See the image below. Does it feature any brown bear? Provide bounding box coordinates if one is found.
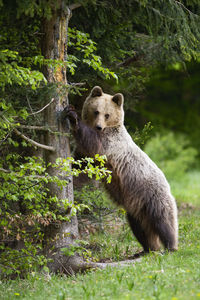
[65,86,178,253]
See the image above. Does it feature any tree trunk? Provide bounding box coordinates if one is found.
[41,2,82,274]
[40,2,120,274]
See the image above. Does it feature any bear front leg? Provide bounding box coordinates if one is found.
[127,213,150,252]
[63,105,103,157]
[62,105,79,129]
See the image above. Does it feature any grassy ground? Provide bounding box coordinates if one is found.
[0,171,200,300]
[170,170,200,207]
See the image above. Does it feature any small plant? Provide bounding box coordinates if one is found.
[61,240,92,262]
[132,122,153,147]
[126,279,135,291]
[116,271,124,284]
[75,184,114,233]
[113,244,121,261]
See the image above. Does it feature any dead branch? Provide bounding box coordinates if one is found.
[26,94,34,115]
[29,98,55,116]
[49,256,141,275]
[68,82,86,87]
[13,128,55,151]
[117,53,144,67]
[0,168,10,173]
[175,1,199,17]
[17,125,50,131]
[69,3,82,10]
[2,116,55,151]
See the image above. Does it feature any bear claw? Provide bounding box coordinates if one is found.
[62,105,78,125]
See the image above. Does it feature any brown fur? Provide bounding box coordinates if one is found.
[66,86,178,253]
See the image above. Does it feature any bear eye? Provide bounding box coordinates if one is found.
[94,111,99,116]
[105,114,110,120]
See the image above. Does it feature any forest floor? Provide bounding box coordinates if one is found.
[0,171,200,300]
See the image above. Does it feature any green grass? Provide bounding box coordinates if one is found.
[0,171,200,300]
[170,170,200,207]
[1,208,200,300]
[86,217,141,262]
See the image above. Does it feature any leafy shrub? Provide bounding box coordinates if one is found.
[0,154,111,278]
[132,122,153,147]
[144,131,198,180]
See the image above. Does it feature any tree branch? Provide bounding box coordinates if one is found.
[69,3,82,10]
[117,53,144,67]
[15,124,57,133]
[2,116,55,151]
[0,168,10,173]
[17,125,70,137]
[175,1,199,17]
[17,125,50,131]
[29,98,55,116]
[13,128,55,151]
[68,82,86,87]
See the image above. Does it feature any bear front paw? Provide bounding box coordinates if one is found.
[63,105,78,126]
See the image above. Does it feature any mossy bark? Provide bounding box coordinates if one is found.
[41,2,81,274]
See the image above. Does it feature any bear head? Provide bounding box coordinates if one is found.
[82,86,124,131]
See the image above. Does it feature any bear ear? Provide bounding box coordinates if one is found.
[90,86,103,98]
[112,93,124,107]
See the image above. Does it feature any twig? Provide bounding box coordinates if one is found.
[0,132,12,146]
[55,257,72,276]
[26,94,34,115]
[69,3,82,10]
[0,168,10,173]
[175,0,199,17]
[68,82,86,87]
[2,115,55,151]
[29,98,55,116]
[117,53,143,67]
[17,124,70,137]
[13,128,55,151]
[17,125,50,131]
[26,94,40,122]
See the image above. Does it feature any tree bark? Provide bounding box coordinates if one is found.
[41,2,82,274]
[40,2,124,274]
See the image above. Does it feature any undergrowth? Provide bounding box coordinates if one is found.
[0,168,199,300]
[0,207,199,300]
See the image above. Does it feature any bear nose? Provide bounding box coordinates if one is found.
[96,125,102,131]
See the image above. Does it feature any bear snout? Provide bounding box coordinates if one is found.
[96,125,103,131]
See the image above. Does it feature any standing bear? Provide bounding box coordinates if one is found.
[65,86,178,253]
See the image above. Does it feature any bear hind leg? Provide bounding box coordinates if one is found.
[127,213,151,252]
[153,220,178,251]
[146,231,161,251]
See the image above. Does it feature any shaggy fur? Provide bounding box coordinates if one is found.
[66,86,178,252]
